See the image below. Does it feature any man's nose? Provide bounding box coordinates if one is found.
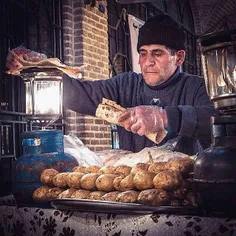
[146,53,155,66]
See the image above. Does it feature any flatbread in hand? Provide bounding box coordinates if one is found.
[95,98,167,144]
[95,98,125,125]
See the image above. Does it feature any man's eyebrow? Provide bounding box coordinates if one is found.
[138,48,165,53]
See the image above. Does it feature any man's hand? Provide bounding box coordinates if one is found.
[118,105,168,137]
[6,46,47,71]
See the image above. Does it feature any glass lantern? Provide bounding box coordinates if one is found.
[20,68,63,127]
[199,29,236,112]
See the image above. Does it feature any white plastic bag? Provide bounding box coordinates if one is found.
[64,133,103,167]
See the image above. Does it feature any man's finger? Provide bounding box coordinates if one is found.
[118,110,131,123]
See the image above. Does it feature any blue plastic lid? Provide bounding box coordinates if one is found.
[22,129,64,154]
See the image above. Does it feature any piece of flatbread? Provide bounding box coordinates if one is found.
[95,98,125,125]
[96,98,167,144]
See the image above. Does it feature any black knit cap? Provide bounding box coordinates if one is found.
[137,13,186,51]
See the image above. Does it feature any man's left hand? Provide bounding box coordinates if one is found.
[118,105,168,137]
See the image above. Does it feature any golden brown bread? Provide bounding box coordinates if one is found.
[66,172,84,189]
[138,189,170,206]
[153,170,183,191]
[35,157,196,208]
[165,157,194,178]
[101,191,121,201]
[46,187,64,200]
[95,174,118,191]
[70,189,91,199]
[113,174,135,191]
[98,166,117,174]
[80,173,100,190]
[148,162,167,174]
[32,186,51,202]
[131,163,150,175]
[113,176,123,191]
[169,180,188,200]
[133,171,155,190]
[40,168,59,187]
[115,165,132,176]
[87,191,106,200]
[116,190,140,203]
[52,172,70,188]
[72,166,87,173]
[58,188,77,198]
[85,165,100,173]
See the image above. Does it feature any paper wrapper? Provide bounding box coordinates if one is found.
[96,98,167,144]
[6,49,85,79]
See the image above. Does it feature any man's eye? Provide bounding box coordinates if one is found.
[152,52,162,57]
[139,53,146,57]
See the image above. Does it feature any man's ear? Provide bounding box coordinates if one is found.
[175,50,185,66]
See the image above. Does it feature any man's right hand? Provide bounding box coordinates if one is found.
[6,46,47,71]
[6,47,27,70]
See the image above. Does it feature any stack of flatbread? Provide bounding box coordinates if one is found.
[95,98,168,144]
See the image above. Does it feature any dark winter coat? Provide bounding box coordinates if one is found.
[63,68,217,154]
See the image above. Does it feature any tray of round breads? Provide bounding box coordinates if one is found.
[34,155,199,215]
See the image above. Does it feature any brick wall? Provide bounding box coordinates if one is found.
[189,0,236,35]
[189,0,236,76]
[62,0,111,151]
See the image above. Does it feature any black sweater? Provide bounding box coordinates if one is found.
[63,68,217,153]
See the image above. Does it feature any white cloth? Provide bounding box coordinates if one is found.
[128,14,144,73]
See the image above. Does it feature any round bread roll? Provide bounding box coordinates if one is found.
[113,174,135,191]
[46,187,64,200]
[101,191,121,201]
[133,171,155,190]
[153,170,183,191]
[58,188,77,199]
[33,185,50,202]
[170,180,188,200]
[53,172,69,188]
[148,162,167,174]
[85,165,100,173]
[116,190,139,203]
[72,166,87,173]
[113,176,123,191]
[120,174,135,190]
[66,172,84,188]
[87,191,106,200]
[131,163,150,175]
[95,174,118,191]
[70,189,91,199]
[99,166,116,174]
[138,189,170,207]
[165,157,194,178]
[40,168,59,187]
[115,165,132,176]
[80,173,100,190]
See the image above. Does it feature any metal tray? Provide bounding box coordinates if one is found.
[51,198,200,215]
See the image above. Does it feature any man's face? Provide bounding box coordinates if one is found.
[138,44,185,86]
